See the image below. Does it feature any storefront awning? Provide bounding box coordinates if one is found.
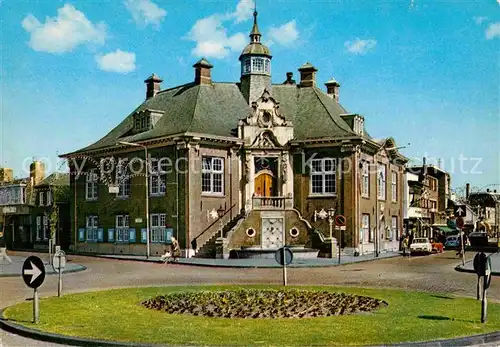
[434,226,458,233]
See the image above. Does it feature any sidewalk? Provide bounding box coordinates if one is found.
[455,252,500,276]
[0,255,87,277]
[98,251,400,268]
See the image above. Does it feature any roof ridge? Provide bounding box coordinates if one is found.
[311,87,356,136]
[185,84,202,133]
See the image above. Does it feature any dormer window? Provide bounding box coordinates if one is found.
[133,109,163,134]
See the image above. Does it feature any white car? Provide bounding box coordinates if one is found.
[410,238,433,255]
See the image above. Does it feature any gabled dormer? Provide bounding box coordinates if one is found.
[133,109,164,134]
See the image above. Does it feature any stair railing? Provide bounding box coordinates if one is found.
[191,204,238,250]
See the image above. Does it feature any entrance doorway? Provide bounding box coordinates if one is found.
[254,171,274,197]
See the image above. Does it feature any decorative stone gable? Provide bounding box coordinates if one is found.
[243,89,289,128]
[238,89,294,148]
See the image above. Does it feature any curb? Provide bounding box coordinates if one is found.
[2,307,500,347]
[86,253,402,269]
[454,257,500,276]
[0,265,87,278]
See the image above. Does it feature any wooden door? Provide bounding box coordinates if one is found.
[254,173,273,197]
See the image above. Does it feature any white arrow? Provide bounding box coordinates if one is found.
[24,261,42,284]
[456,207,464,215]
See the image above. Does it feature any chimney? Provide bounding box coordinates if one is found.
[193,58,213,85]
[30,161,45,186]
[298,62,318,88]
[0,168,13,183]
[144,73,163,99]
[283,72,296,85]
[466,183,470,200]
[325,77,340,102]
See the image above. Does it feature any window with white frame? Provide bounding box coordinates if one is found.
[150,213,166,243]
[116,160,131,198]
[252,57,264,73]
[36,216,42,240]
[42,215,48,240]
[362,214,370,243]
[150,159,167,195]
[310,158,336,195]
[86,169,98,200]
[202,157,224,194]
[243,58,251,74]
[362,161,369,197]
[86,215,99,241]
[391,171,397,202]
[39,191,45,206]
[47,190,52,206]
[377,164,386,200]
[391,216,398,241]
[115,215,130,242]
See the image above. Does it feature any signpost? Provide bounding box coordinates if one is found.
[335,215,346,264]
[22,256,46,323]
[454,205,467,218]
[473,252,492,323]
[275,247,293,286]
[453,207,467,266]
[52,250,66,297]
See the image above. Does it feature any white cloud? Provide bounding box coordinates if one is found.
[268,20,299,47]
[124,0,166,28]
[485,22,500,39]
[344,38,377,55]
[186,13,247,59]
[95,49,136,73]
[473,16,488,25]
[232,0,254,23]
[21,4,106,54]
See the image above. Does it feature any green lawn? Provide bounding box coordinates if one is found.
[3,285,500,346]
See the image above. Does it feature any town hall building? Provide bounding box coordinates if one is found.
[61,11,408,258]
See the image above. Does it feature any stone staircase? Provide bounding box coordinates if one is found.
[194,211,246,258]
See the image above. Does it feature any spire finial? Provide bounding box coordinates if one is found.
[249,0,261,42]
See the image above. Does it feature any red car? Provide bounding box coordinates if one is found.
[431,240,444,253]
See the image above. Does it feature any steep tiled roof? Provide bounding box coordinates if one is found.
[37,173,70,187]
[65,82,361,155]
[271,85,355,139]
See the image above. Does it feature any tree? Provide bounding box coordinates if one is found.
[46,174,70,262]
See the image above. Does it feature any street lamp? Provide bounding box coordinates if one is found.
[314,208,336,259]
[117,141,150,259]
[373,141,409,257]
[217,205,225,238]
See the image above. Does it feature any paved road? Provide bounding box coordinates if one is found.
[1,251,499,347]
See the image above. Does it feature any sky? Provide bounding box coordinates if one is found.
[1,0,499,193]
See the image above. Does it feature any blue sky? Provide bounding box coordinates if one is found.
[1,0,499,192]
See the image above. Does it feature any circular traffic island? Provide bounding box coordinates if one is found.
[2,286,500,346]
[141,289,386,318]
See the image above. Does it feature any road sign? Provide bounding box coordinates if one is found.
[275,247,293,266]
[52,250,66,272]
[456,217,465,229]
[22,256,46,289]
[335,215,346,227]
[454,205,467,218]
[108,185,119,194]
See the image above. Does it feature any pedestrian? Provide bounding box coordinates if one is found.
[160,249,171,264]
[170,236,181,262]
[0,231,13,264]
[402,235,409,256]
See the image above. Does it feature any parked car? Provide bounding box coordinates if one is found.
[410,238,433,255]
[444,235,460,249]
[431,239,444,253]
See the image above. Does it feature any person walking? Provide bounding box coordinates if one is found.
[170,236,181,262]
[0,231,13,264]
[402,235,409,256]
